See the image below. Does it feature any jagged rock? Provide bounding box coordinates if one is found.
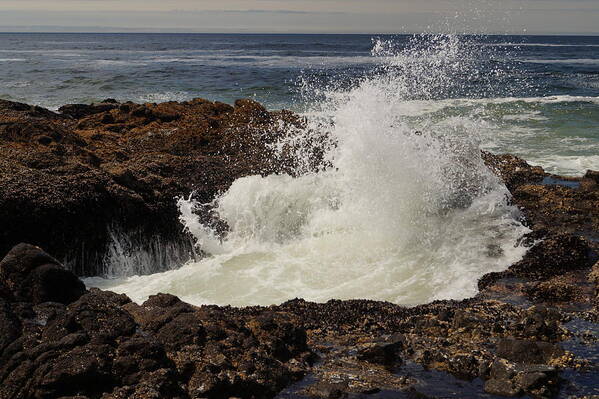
[484,358,558,398]
[510,183,599,237]
[584,170,599,184]
[305,381,349,399]
[589,261,599,300]
[356,334,404,365]
[0,298,21,353]
[511,234,589,280]
[0,243,86,304]
[123,294,203,351]
[524,278,579,302]
[482,152,546,190]
[478,233,591,291]
[512,305,564,342]
[496,338,564,364]
[451,310,484,330]
[58,101,119,119]
[0,238,596,398]
[42,290,136,342]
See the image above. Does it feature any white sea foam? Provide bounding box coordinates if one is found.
[136,91,192,103]
[529,155,599,176]
[86,35,530,307]
[5,81,31,88]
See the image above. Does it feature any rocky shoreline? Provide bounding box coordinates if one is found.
[1,98,598,399]
[0,98,305,276]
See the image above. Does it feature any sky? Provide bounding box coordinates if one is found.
[0,0,598,35]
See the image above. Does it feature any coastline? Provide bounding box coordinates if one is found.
[0,98,597,398]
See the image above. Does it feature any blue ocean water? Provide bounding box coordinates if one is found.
[1,33,598,175]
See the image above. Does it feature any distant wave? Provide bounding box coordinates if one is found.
[361,95,599,117]
[522,58,599,65]
[88,55,380,69]
[528,155,599,176]
[95,59,149,66]
[450,94,599,105]
[490,43,599,48]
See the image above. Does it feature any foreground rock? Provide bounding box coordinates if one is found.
[0,99,305,275]
[0,244,314,399]
[2,240,597,398]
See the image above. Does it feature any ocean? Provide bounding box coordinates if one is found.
[2,32,598,306]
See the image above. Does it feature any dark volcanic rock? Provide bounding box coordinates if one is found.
[496,338,563,365]
[524,278,580,303]
[483,153,599,239]
[479,233,591,290]
[0,243,86,304]
[510,233,591,280]
[511,305,564,342]
[482,151,546,190]
[305,381,350,399]
[484,358,559,398]
[0,298,21,353]
[511,183,599,237]
[584,169,599,184]
[0,98,306,276]
[356,334,404,366]
[0,236,596,398]
[589,261,599,301]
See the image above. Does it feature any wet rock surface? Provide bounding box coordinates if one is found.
[1,100,598,398]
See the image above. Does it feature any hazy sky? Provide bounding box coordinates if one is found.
[0,0,598,34]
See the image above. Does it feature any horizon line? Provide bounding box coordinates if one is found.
[1,30,599,36]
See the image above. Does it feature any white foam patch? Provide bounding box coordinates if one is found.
[136,91,192,103]
[529,155,599,176]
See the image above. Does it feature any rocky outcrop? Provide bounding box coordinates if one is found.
[0,98,305,276]
[478,233,592,290]
[482,151,546,190]
[483,152,599,238]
